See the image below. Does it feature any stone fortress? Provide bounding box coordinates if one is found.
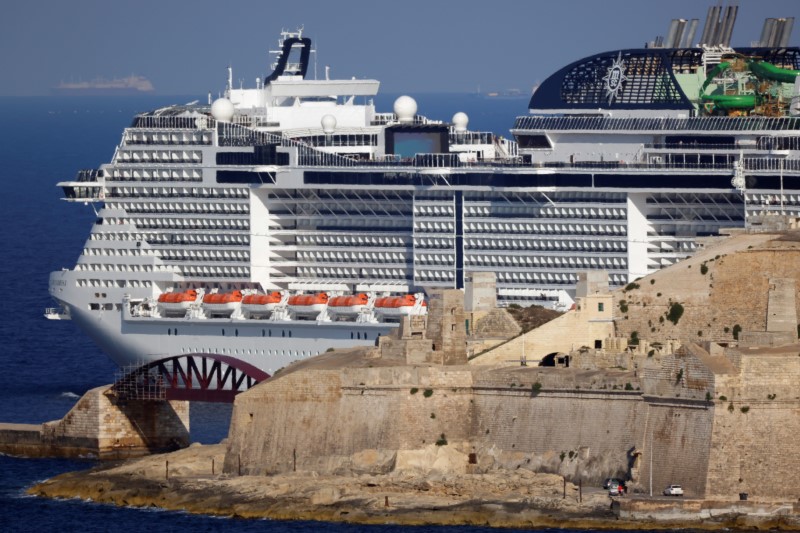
[223,222,800,504]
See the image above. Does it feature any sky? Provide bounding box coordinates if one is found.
[1,0,798,97]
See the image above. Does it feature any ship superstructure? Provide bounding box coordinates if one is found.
[48,15,800,373]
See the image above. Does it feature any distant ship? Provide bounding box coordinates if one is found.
[52,75,155,96]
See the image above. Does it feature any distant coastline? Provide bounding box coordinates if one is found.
[51,75,155,96]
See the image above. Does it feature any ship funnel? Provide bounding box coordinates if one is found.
[700,3,738,47]
[660,17,698,48]
[758,17,795,47]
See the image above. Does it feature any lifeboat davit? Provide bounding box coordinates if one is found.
[202,290,243,316]
[241,291,282,317]
[287,292,328,316]
[328,293,369,317]
[157,289,198,315]
[374,294,427,317]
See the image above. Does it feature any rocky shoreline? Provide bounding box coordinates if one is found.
[27,444,800,530]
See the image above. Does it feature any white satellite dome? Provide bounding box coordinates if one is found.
[210,98,235,122]
[321,114,337,134]
[393,95,417,124]
[452,112,469,132]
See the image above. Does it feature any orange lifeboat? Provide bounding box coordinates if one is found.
[202,290,243,316]
[157,289,199,315]
[158,289,197,304]
[287,292,328,316]
[328,293,369,316]
[241,291,282,317]
[374,294,426,317]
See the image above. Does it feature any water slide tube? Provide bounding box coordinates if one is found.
[700,62,756,110]
[747,60,800,84]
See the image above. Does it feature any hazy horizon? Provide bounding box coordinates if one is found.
[2,0,798,97]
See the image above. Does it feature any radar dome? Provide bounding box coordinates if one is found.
[393,95,417,124]
[321,114,337,134]
[452,112,469,132]
[210,98,234,122]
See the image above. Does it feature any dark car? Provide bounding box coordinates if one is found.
[602,478,625,490]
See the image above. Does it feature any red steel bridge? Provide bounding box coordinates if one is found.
[111,353,270,403]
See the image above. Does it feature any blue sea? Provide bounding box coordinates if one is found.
[0,93,631,532]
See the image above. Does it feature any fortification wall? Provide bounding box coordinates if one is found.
[472,386,646,482]
[615,248,800,345]
[41,386,190,456]
[471,296,614,366]
[224,366,475,475]
[705,352,800,501]
[0,386,189,459]
[635,401,715,499]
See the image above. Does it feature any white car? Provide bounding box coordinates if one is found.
[663,484,684,496]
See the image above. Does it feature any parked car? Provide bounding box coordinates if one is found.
[608,482,625,496]
[602,477,624,490]
[663,484,684,496]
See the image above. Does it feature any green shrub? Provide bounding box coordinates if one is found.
[559,451,566,462]
[629,331,639,346]
[619,300,629,313]
[728,402,734,412]
[625,383,634,391]
[531,382,542,395]
[740,406,750,414]
[624,282,640,292]
[667,302,684,325]
[508,303,521,310]
[647,349,655,357]
[732,324,742,340]
[325,347,335,352]
[423,389,433,398]
[705,392,712,401]
[719,395,727,401]
[410,388,419,394]
[430,412,436,419]
[650,279,655,285]
[675,368,683,384]
[700,263,709,275]
[435,433,448,446]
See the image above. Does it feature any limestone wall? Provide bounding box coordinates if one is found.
[635,401,715,499]
[472,386,647,483]
[0,386,189,459]
[470,294,614,366]
[41,386,189,457]
[704,352,800,501]
[615,248,800,345]
[224,342,800,501]
[225,366,475,475]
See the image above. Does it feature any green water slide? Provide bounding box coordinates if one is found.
[700,61,756,110]
[699,58,800,112]
[748,60,800,84]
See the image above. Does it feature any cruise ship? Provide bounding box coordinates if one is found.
[48,9,800,375]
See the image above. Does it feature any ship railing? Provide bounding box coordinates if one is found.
[370,113,434,126]
[514,115,800,132]
[75,169,102,182]
[131,115,212,129]
[744,158,800,172]
[644,143,753,150]
[449,131,495,145]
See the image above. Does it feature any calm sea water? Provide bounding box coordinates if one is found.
[0,93,620,532]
